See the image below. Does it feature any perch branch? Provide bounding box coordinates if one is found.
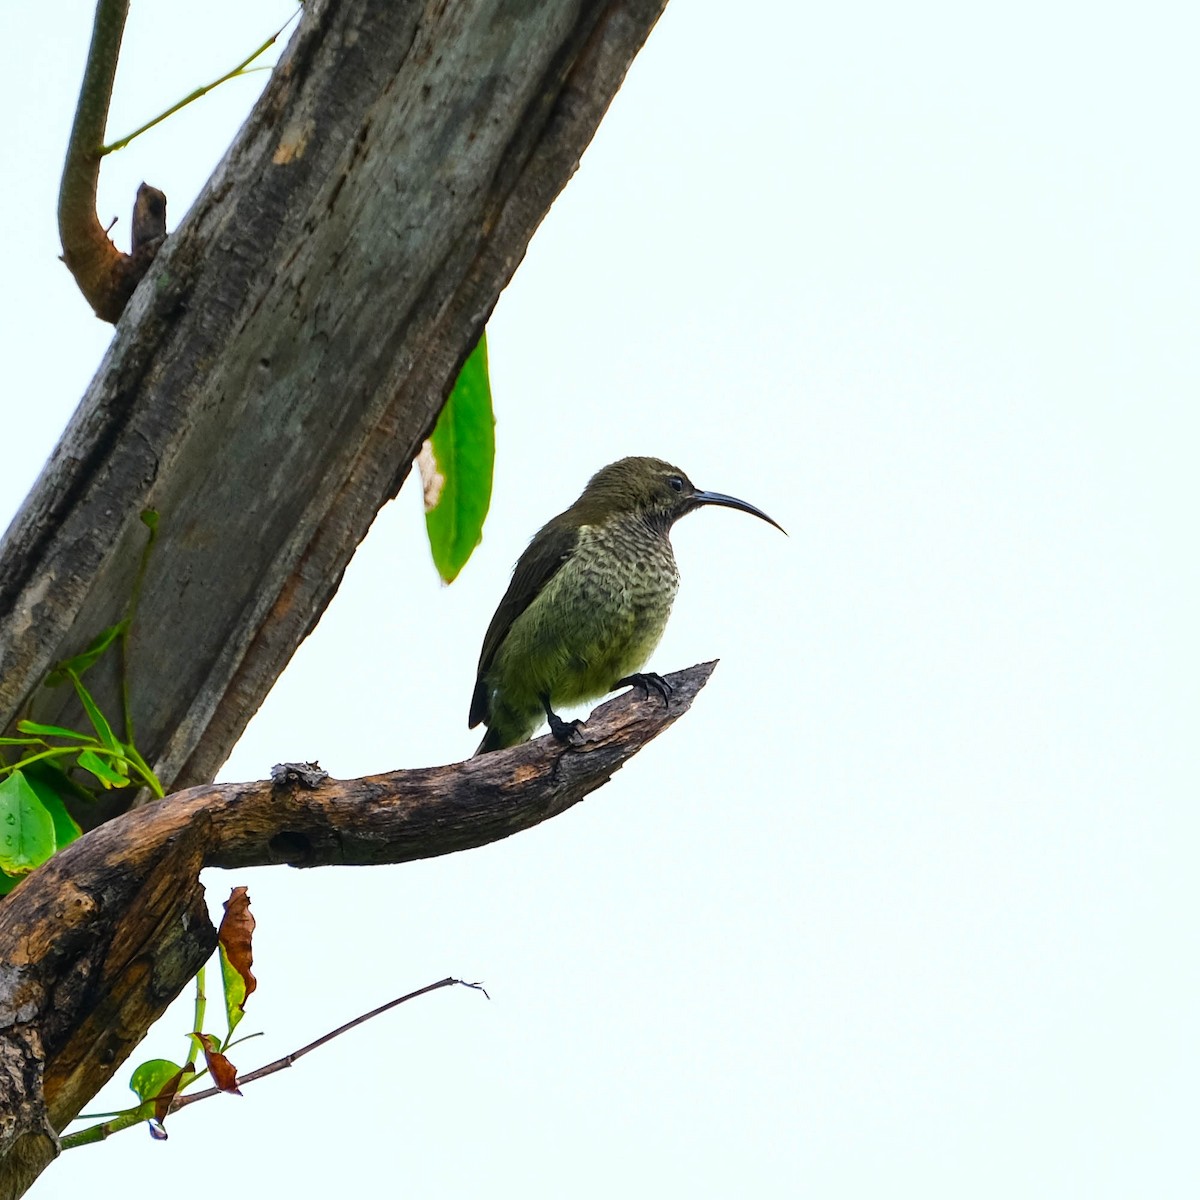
[0,664,713,1185]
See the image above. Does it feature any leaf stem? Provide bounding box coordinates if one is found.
[59,1108,145,1148]
[186,967,207,1069]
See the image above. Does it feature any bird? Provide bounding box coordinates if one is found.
[469,456,784,754]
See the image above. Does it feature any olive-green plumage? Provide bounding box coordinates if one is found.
[470,456,784,754]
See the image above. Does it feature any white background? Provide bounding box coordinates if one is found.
[3,2,1198,1196]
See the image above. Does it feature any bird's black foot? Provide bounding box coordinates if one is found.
[541,694,584,745]
[615,672,673,709]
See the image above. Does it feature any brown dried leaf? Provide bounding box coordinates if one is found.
[193,1032,242,1095]
[218,885,257,1009]
[154,1063,196,1122]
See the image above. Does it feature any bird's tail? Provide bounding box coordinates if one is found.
[473,726,505,756]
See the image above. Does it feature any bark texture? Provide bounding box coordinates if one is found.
[0,0,667,798]
[0,665,714,1196]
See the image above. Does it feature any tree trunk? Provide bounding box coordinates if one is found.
[0,0,666,795]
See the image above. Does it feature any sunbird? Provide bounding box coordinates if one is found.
[470,456,784,754]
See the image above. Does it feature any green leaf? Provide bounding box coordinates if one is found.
[16,719,96,742]
[129,1058,183,1107]
[128,1056,195,1124]
[69,672,121,753]
[219,946,245,1037]
[0,771,57,875]
[76,749,130,789]
[23,774,82,850]
[420,332,495,584]
[45,621,127,684]
[0,736,46,746]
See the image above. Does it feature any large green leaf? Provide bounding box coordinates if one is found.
[24,773,82,851]
[0,770,57,875]
[420,332,495,584]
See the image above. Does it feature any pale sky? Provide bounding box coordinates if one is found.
[3,2,1198,1197]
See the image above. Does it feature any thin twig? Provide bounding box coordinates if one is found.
[100,12,300,156]
[173,977,488,1108]
[60,978,486,1149]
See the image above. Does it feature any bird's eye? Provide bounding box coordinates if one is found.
[667,475,684,492]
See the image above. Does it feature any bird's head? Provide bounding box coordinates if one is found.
[570,456,786,535]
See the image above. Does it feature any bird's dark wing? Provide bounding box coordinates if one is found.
[469,519,580,728]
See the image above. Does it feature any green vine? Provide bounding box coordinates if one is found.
[99,11,300,157]
[62,888,260,1148]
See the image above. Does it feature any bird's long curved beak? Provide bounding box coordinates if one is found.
[693,489,787,534]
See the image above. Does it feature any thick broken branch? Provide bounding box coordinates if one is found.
[0,664,713,1193]
[58,0,165,321]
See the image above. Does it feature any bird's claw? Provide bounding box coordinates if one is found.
[541,694,585,745]
[616,672,673,709]
[546,712,585,745]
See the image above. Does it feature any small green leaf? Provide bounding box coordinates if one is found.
[16,719,96,742]
[68,672,121,753]
[46,621,128,684]
[129,1058,181,1104]
[420,332,495,584]
[0,771,57,875]
[76,749,130,789]
[0,736,46,746]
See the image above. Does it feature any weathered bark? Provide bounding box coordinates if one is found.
[0,0,667,799]
[0,665,714,1196]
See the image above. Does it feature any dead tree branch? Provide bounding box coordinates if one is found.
[0,664,714,1196]
[58,0,166,321]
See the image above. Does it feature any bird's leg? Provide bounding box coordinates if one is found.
[615,672,673,709]
[541,693,584,745]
